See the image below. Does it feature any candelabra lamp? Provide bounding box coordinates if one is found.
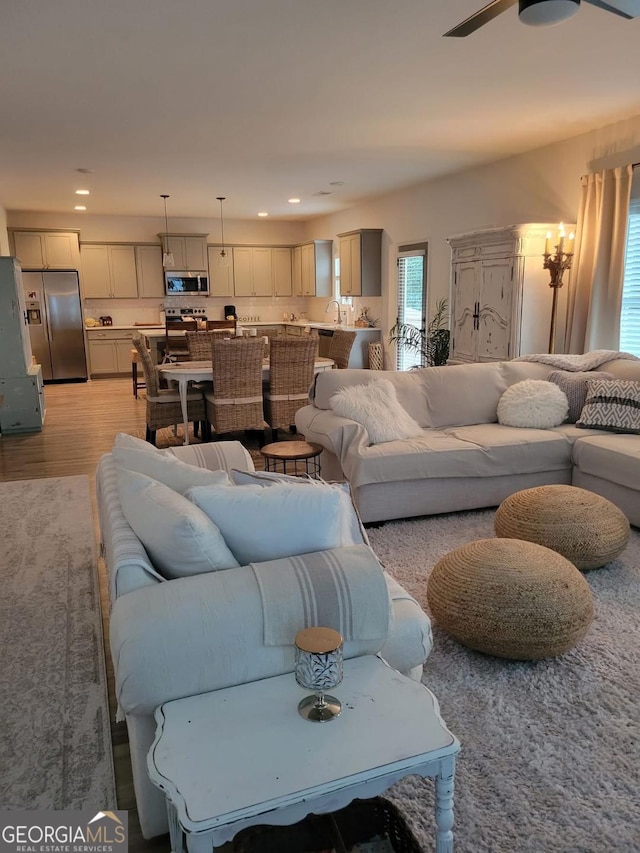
[543,223,574,354]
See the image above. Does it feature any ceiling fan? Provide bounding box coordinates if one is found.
[444,0,639,37]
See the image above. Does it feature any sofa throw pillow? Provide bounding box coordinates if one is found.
[114,432,163,453]
[576,378,640,434]
[329,379,422,445]
[229,469,368,547]
[115,468,239,579]
[186,482,343,565]
[497,379,569,429]
[112,446,230,495]
[547,370,613,423]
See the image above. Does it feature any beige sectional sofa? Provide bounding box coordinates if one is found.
[295,358,640,526]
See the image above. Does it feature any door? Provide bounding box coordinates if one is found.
[451,262,478,362]
[23,272,53,380]
[43,272,87,380]
[477,259,513,361]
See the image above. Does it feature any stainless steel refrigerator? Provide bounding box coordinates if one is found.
[23,270,87,381]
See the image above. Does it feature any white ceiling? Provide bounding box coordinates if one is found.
[1,0,639,221]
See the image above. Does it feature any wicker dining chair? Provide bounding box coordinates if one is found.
[185,330,232,361]
[206,319,237,333]
[264,337,317,437]
[328,329,357,369]
[162,318,199,362]
[204,338,267,438]
[132,335,206,446]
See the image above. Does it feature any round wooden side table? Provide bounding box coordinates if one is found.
[259,440,322,479]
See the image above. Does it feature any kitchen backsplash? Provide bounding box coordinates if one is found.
[83,295,383,327]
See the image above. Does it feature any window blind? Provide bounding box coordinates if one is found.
[396,251,425,370]
[621,199,640,356]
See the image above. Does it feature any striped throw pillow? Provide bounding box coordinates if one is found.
[576,379,640,434]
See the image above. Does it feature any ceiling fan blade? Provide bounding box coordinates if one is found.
[583,0,637,17]
[443,0,518,36]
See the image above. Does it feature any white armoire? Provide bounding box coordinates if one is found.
[448,224,575,363]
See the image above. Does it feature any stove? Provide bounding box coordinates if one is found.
[165,306,207,318]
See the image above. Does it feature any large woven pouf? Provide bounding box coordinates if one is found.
[494,485,630,571]
[427,538,594,660]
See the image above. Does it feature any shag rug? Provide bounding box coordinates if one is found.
[0,476,116,809]
[367,510,640,853]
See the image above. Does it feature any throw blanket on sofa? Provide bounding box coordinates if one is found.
[252,545,390,646]
[514,350,639,371]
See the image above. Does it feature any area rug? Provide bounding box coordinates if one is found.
[0,475,116,809]
[367,511,640,853]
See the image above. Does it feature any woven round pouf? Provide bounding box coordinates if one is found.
[495,485,630,571]
[427,538,594,660]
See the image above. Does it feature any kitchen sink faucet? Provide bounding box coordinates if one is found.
[325,300,343,326]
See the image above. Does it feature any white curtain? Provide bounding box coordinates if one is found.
[564,164,633,353]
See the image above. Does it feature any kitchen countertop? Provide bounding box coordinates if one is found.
[85,324,164,331]
[89,322,380,333]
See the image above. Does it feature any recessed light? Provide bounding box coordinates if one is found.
[288,198,301,204]
[257,211,269,217]
[74,205,87,211]
[75,189,90,195]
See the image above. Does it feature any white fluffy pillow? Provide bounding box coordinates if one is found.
[112,446,230,495]
[186,482,343,565]
[116,468,239,578]
[329,379,423,444]
[497,379,569,429]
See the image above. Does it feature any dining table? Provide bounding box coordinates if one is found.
[159,357,335,445]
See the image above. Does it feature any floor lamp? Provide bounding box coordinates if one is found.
[543,223,574,354]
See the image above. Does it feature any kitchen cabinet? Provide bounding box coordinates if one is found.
[232,247,274,297]
[160,234,208,271]
[338,229,382,297]
[10,230,80,270]
[135,245,165,298]
[299,240,332,297]
[81,244,138,298]
[292,245,303,296]
[272,248,292,296]
[87,328,142,376]
[208,246,235,297]
[448,223,575,363]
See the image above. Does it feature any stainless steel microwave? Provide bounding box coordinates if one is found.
[164,272,209,295]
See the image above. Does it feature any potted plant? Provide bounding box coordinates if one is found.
[388,298,450,367]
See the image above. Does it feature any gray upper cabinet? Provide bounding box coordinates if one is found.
[338,229,382,297]
[11,230,81,270]
[298,240,332,297]
[135,245,165,298]
[159,234,208,271]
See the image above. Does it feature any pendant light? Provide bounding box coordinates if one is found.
[160,194,175,268]
[217,196,229,268]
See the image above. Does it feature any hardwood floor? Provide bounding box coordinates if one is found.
[0,378,268,852]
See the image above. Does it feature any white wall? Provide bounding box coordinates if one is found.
[303,114,640,338]
[7,112,640,341]
[6,210,306,246]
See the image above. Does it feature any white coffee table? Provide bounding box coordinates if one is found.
[148,656,460,852]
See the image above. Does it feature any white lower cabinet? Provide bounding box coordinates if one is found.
[87,329,139,376]
[448,223,575,362]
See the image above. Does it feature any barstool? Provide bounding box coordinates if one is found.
[131,348,146,399]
